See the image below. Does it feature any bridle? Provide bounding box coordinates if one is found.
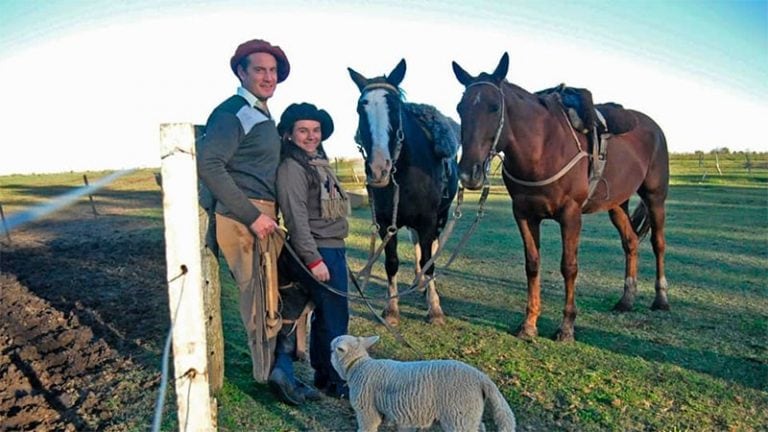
[356,82,405,169]
[464,80,588,187]
[354,82,406,296]
[465,80,506,180]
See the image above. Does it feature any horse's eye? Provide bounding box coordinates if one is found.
[489,104,499,113]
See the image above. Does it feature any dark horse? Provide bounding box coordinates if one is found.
[451,53,670,341]
[348,59,459,325]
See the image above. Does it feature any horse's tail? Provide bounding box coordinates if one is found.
[482,377,517,432]
[630,200,651,241]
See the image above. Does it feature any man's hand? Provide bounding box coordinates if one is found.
[311,261,330,282]
[249,214,278,239]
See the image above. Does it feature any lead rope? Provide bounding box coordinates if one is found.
[401,182,491,298]
[276,229,422,354]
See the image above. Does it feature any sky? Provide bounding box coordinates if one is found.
[0,0,766,175]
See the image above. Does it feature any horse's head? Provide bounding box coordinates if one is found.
[451,53,509,190]
[348,59,407,188]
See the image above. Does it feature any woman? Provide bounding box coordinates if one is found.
[276,102,351,399]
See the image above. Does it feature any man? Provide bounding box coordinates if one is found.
[197,39,314,405]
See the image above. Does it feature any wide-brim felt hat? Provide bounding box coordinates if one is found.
[278,103,334,141]
[230,39,290,83]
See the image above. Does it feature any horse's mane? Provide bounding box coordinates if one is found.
[403,103,459,159]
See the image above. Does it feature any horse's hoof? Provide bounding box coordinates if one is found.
[650,300,670,311]
[513,325,537,340]
[382,310,400,326]
[427,313,446,326]
[553,328,575,342]
[612,300,634,313]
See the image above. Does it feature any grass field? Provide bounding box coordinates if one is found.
[1,153,766,431]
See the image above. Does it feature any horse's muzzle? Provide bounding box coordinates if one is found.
[367,158,392,188]
[367,174,391,188]
[459,163,484,190]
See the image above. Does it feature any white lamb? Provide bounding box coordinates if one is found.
[331,335,517,432]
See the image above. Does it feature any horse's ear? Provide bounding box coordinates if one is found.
[452,61,474,87]
[491,52,509,82]
[348,67,369,92]
[387,59,406,87]
[361,335,380,350]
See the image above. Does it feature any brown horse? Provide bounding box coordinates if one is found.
[451,53,670,341]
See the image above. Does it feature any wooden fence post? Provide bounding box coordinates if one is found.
[194,125,224,394]
[715,151,723,176]
[82,174,99,216]
[159,123,216,431]
[0,204,11,244]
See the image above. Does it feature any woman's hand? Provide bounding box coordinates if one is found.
[311,261,330,282]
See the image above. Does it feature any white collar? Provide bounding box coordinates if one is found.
[237,86,259,107]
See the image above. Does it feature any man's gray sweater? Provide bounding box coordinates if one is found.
[197,95,281,226]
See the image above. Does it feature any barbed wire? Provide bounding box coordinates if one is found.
[0,169,136,236]
[152,264,189,432]
[0,168,195,430]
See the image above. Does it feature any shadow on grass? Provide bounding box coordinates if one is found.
[348,262,767,392]
[221,340,312,432]
[432,293,768,391]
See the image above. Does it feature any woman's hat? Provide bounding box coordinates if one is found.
[278,103,334,141]
[230,39,290,83]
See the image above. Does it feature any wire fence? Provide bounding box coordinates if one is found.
[0,167,194,431]
[1,150,765,429]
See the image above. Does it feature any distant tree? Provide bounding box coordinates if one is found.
[696,150,704,168]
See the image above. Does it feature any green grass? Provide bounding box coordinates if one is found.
[209,155,767,431]
[1,155,766,431]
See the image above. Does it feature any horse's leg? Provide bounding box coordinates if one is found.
[409,228,426,293]
[513,215,541,340]
[609,201,639,312]
[646,194,669,311]
[554,204,582,342]
[421,233,445,325]
[381,234,401,326]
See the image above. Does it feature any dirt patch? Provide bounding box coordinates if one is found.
[1,189,166,431]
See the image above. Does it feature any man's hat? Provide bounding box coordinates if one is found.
[278,103,334,141]
[230,39,290,83]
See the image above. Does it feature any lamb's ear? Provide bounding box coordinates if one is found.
[361,335,380,349]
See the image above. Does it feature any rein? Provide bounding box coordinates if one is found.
[277,228,422,354]
[400,183,490,298]
[469,81,587,187]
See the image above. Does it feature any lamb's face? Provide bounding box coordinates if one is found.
[330,335,380,380]
[330,335,358,380]
[330,335,355,353]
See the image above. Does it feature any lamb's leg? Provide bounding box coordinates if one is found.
[356,410,382,432]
